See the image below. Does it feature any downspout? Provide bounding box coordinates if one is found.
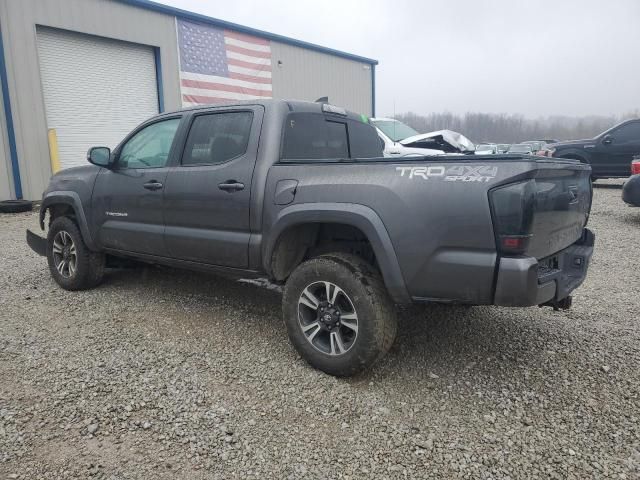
[371,63,376,117]
[153,47,165,113]
[0,21,22,199]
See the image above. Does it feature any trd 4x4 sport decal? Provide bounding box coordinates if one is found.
[396,165,498,182]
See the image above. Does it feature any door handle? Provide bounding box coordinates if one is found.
[143,181,164,191]
[218,181,245,192]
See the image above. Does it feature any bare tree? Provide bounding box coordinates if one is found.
[394,111,640,144]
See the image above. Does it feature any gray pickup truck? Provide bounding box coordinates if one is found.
[27,100,595,376]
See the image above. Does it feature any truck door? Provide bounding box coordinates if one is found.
[593,121,640,177]
[162,106,263,268]
[91,117,182,255]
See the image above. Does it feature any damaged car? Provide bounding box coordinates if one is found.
[370,118,475,156]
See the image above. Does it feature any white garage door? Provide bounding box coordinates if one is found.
[37,27,159,170]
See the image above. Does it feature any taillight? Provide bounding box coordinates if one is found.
[489,180,536,255]
[632,160,640,176]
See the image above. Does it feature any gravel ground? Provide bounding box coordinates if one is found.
[1,181,639,479]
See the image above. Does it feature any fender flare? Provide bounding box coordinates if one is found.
[264,202,411,304]
[40,190,99,251]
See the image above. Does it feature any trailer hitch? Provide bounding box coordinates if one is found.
[539,295,572,311]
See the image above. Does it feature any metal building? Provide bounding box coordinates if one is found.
[0,0,377,201]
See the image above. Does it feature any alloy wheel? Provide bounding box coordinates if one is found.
[297,281,359,356]
[52,230,77,278]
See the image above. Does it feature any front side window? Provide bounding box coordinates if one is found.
[182,111,253,166]
[611,122,640,143]
[118,118,181,169]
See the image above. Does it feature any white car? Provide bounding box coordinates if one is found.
[507,143,534,154]
[370,118,474,157]
[475,143,499,155]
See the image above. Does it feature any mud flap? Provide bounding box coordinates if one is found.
[26,229,47,256]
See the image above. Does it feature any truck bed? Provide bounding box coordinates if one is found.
[265,154,591,304]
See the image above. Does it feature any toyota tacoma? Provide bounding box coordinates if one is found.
[27,100,595,376]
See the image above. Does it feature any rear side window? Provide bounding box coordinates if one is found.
[349,120,385,158]
[182,111,253,166]
[281,113,348,160]
[281,112,383,161]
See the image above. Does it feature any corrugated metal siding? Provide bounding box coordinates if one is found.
[0,0,374,199]
[37,27,159,170]
[0,79,12,200]
[271,41,373,116]
[0,0,182,199]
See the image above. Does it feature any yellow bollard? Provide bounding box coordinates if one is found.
[47,128,61,174]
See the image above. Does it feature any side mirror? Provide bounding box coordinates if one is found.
[603,134,613,145]
[87,146,112,167]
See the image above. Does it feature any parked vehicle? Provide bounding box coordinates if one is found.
[475,144,498,155]
[622,157,640,206]
[371,118,444,157]
[543,119,640,179]
[507,144,534,154]
[27,100,595,376]
[521,141,545,153]
[401,129,476,154]
[497,144,511,154]
[370,118,474,155]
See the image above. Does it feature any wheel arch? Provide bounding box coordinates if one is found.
[40,191,98,251]
[264,203,410,304]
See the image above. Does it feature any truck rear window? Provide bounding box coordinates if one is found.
[281,112,382,162]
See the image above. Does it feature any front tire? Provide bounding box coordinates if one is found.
[47,217,105,290]
[283,253,397,376]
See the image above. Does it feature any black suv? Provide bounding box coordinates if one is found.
[547,119,640,179]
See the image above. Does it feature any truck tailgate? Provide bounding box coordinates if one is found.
[527,162,592,259]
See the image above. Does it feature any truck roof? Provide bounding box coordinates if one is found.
[154,99,368,123]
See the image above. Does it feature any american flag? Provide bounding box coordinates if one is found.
[177,19,272,107]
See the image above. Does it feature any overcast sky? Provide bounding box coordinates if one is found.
[160,0,640,118]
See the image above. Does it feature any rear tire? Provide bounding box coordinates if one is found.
[283,253,397,376]
[47,217,105,290]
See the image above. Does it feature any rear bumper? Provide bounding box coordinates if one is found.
[622,174,640,206]
[494,228,595,307]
